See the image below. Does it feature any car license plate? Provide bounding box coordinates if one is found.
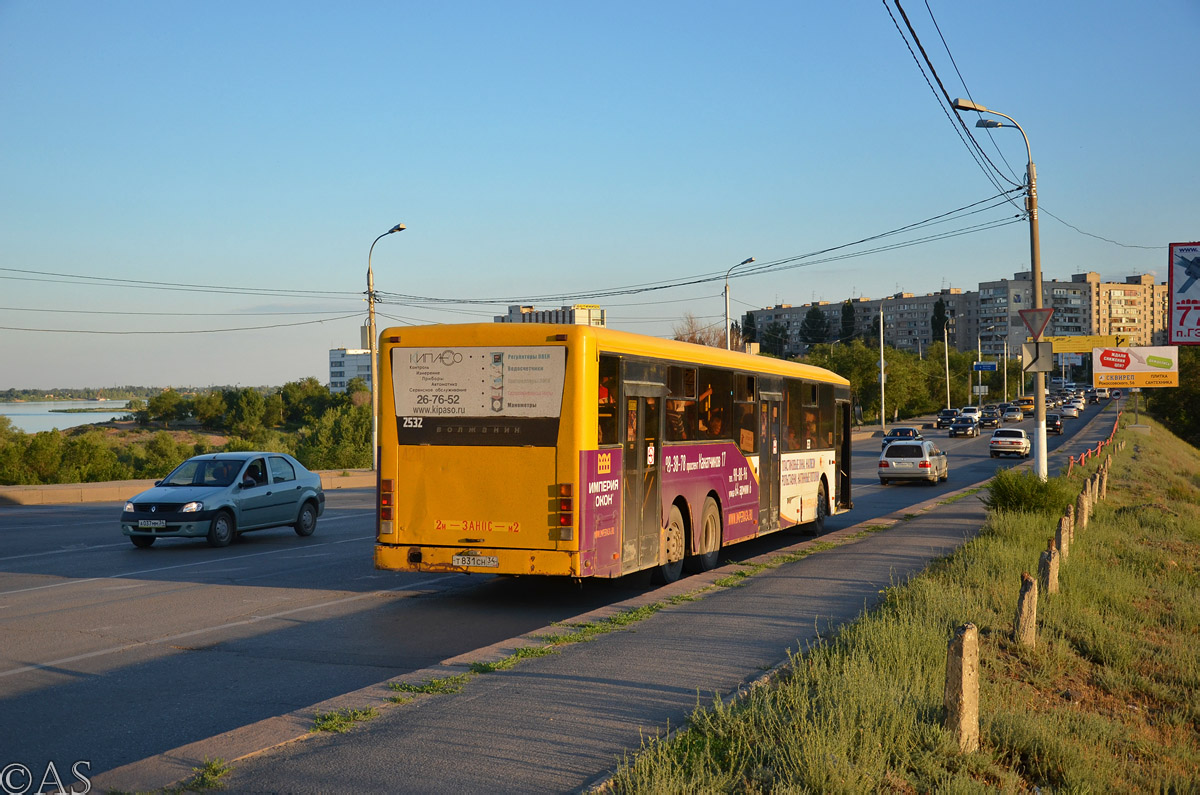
[138,519,166,528]
[453,554,499,568]
[891,462,913,468]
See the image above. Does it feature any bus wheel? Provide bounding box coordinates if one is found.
[805,481,828,535]
[685,497,721,573]
[653,506,686,584]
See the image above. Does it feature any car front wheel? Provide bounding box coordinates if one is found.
[207,510,235,548]
[131,535,155,549]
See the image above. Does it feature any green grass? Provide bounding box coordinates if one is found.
[389,673,474,695]
[176,756,232,791]
[310,706,378,733]
[608,416,1200,792]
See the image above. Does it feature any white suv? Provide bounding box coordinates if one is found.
[989,428,1031,458]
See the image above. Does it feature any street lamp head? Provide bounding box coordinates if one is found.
[386,223,407,234]
[975,119,1004,129]
[738,257,755,266]
[951,97,988,113]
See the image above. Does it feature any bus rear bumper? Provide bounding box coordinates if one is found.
[374,543,578,577]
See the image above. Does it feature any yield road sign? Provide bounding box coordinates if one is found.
[1019,307,1055,341]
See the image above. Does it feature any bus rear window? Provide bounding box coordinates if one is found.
[392,346,567,446]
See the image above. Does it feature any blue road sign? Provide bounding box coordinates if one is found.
[973,361,998,372]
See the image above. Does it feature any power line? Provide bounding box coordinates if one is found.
[0,313,363,335]
[922,0,1022,185]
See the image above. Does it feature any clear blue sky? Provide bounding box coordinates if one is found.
[2,0,1196,390]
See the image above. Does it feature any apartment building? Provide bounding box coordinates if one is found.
[745,270,1167,358]
[329,348,372,394]
[494,304,607,326]
[745,288,972,357]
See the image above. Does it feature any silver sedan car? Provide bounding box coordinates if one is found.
[121,452,326,548]
[878,440,949,486]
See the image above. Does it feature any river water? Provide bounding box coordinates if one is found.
[0,400,132,433]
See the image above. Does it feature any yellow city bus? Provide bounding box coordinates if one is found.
[374,323,852,583]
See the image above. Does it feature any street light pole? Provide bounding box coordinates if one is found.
[367,222,406,471]
[943,323,951,409]
[879,304,886,433]
[724,257,755,350]
[953,98,1047,480]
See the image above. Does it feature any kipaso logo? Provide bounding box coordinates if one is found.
[597,452,611,475]
[410,349,463,366]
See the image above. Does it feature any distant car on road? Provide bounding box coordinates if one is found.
[989,428,1031,458]
[1059,404,1079,419]
[959,406,981,422]
[121,452,325,548]
[1002,406,1024,422]
[949,415,979,438]
[935,408,960,429]
[882,426,924,449]
[979,409,1001,428]
[878,440,948,485]
[1046,413,1064,434]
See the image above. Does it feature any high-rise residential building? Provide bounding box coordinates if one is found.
[743,270,1167,359]
[329,348,372,394]
[494,304,607,326]
[745,288,972,357]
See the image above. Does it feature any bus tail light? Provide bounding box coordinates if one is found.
[557,483,574,540]
[379,479,395,535]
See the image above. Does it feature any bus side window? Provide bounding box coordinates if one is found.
[598,355,619,445]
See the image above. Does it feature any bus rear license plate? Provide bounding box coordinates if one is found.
[138,520,166,528]
[453,555,499,568]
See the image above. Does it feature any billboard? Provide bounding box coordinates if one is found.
[1092,346,1179,388]
[1169,241,1200,345]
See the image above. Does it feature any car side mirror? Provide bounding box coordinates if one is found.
[242,477,256,489]
[153,480,162,486]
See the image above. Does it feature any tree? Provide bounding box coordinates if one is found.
[147,389,183,428]
[728,321,745,352]
[672,312,723,348]
[840,300,857,343]
[931,298,948,342]
[798,306,831,347]
[192,391,227,429]
[1146,346,1200,446]
[281,377,332,427]
[227,388,266,438]
[741,312,758,344]
[760,322,788,358]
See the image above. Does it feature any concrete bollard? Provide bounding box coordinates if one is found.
[1014,572,1038,647]
[1056,516,1070,560]
[1039,542,1060,595]
[1101,468,1108,500]
[1076,491,1089,531]
[944,623,980,753]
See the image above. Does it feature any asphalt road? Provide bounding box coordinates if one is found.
[0,401,1118,789]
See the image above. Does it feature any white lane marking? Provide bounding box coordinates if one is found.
[0,534,377,597]
[0,574,462,679]
[0,511,373,564]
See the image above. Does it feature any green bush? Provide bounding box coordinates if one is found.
[982,467,1075,515]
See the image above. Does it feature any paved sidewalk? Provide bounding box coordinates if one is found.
[95,485,990,793]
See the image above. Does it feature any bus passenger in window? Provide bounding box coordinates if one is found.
[667,400,688,440]
[705,411,725,439]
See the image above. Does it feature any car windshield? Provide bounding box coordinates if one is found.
[161,459,243,487]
